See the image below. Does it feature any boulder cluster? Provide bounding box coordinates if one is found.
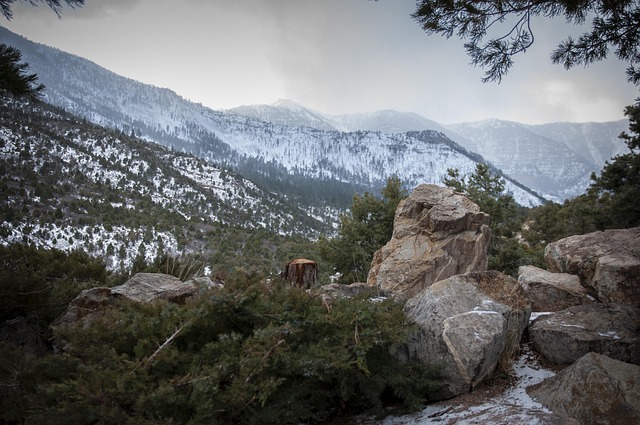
[51,184,639,424]
[365,184,640,424]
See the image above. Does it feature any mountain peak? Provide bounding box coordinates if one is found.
[271,98,306,110]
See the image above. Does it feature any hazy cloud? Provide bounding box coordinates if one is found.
[2,0,636,124]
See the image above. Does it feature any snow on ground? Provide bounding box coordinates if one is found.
[376,345,556,425]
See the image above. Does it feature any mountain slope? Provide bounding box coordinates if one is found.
[445,119,628,201]
[0,95,329,270]
[227,98,628,201]
[1,26,544,208]
[229,101,482,153]
[229,99,337,131]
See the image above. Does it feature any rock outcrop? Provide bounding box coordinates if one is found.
[528,353,640,425]
[368,184,490,299]
[402,271,530,400]
[544,227,640,306]
[528,303,640,366]
[517,265,592,311]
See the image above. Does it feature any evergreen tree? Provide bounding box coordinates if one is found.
[318,176,408,284]
[1,0,84,20]
[0,44,44,99]
[445,164,530,275]
[589,98,640,227]
[413,0,640,84]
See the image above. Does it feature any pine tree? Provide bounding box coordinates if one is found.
[0,44,44,99]
[445,164,529,275]
[318,176,408,284]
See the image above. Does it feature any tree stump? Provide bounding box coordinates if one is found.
[282,258,317,289]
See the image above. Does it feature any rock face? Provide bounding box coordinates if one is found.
[544,227,640,306]
[528,353,640,425]
[402,271,531,400]
[517,265,592,311]
[368,184,490,299]
[529,303,640,366]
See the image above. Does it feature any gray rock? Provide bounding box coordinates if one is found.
[318,282,376,300]
[402,271,530,400]
[111,272,197,303]
[517,265,592,311]
[544,227,640,306]
[528,352,640,425]
[368,184,490,299]
[52,273,201,352]
[529,303,640,366]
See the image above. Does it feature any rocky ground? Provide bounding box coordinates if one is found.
[375,344,568,425]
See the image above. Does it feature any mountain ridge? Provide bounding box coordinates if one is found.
[0,95,331,271]
[228,100,628,201]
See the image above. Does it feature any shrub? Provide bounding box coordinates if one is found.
[3,270,440,424]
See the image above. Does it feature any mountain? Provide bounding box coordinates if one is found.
[229,98,628,202]
[445,119,629,201]
[0,95,331,270]
[0,26,545,209]
[230,100,481,152]
[228,99,337,131]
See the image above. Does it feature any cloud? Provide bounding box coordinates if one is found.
[8,0,142,20]
[3,0,636,124]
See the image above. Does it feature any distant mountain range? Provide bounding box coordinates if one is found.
[229,100,628,202]
[0,26,545,208]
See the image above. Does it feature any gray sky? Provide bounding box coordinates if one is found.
[2,0,636,124]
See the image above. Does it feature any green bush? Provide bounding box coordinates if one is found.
[2,270,440,425]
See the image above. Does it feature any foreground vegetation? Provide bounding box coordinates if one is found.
[0,245,440,425]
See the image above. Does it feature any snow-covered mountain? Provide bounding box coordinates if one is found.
[1,26,545,208]
[445,119,628,201]
[229,98,628,202]
[0,95,330,269]
[230,100,481,152]
[229,99,337,131]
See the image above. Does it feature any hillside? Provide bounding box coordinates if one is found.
[228,100,627,202]
[0,26,544,208]
[0,95,330,271]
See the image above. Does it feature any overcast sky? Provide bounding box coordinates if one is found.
[2,0,636,124]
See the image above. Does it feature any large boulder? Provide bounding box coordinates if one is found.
[529,303,640,366]
[401,271,531,400]
[544,227,640,306]
[528,353,640,425]
[368,184,490,299]
[517,265,592,311]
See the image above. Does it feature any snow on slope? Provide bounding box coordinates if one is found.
[3,27,543,207]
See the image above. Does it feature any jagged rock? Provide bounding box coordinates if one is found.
[401,271,531,400]
[529,303,640,366]
[517,265,592,311]
[544,227,640,306]
[527,353,640,425]
[368,184,490,299]
[51,287,117,331]
[111,273,197,303]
